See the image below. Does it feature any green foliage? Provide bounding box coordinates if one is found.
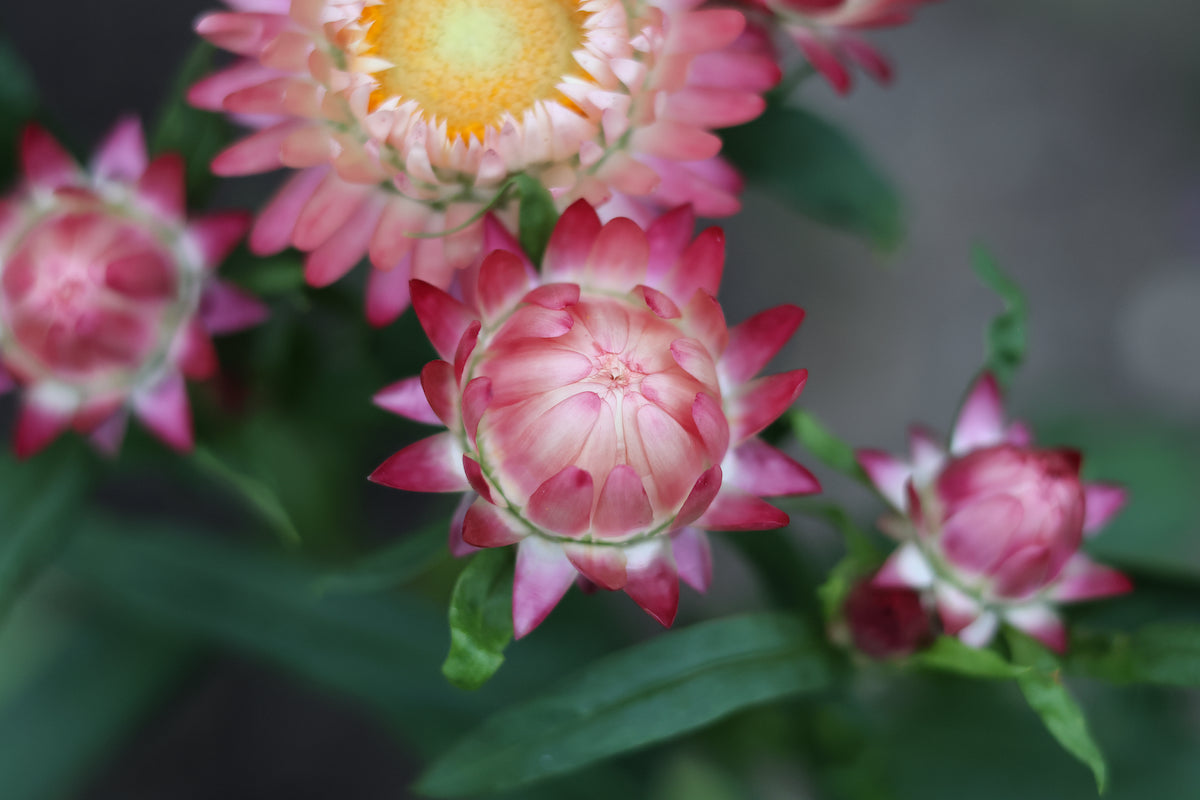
[442,548,515,690]
[722,105,902,250]
[417,613,833,796]
[1007,629,1108,793]
[0,444,93,625]
[317,522,448,595]
[789,409,870,486]
[1068,624,1200,688]
[0,35,37,186]
[972,246,1028,388]
[513,173,559,265]
[192,445,302,547]
[799,503,882,622]
[913,636,1029,680]
[150,42,233,205]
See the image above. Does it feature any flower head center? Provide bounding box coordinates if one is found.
[360,0,589,141]
[591,351,640,392]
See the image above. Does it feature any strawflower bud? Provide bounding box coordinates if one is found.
[191,0,780,325]
[371,201,819,636]
[0,121,267,456]
[856,374,1132,652]
[843,577,934,659]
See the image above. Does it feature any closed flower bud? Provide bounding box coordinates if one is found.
[843,578,934,659]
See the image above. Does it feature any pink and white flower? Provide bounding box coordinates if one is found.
[0,120,267,457]
[370,201,817,636]
[740,0,940,94]
[856,374,1132,652]
[191,0,779,326]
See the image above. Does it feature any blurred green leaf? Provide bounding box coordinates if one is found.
[514,173,558,265]
[0,35,37,186]
[0,618,192,800]
[722,105,902,250]
[1068,624,1200,688]
[443,548,515,690]
[799,503,882,622]
[417,613,833,797]
[193,445,301,547]
[972,246,1028,388]
[789,409,870,486]
[317,522,448,595]
[1008,629,1108,793]
[913,636,1029,680]
[150,42,233,204]
[0,446,93,624]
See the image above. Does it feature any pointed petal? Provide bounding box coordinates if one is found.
[935,583,983,637]
[1050,555,1132,603]
[133,373,193,451]
[672,527,712,592]
[365,256,414,327]
[410,280,478,361]
[564,543,627,591]
[14,399,72,458]
[527,466,594,536]
[544,200,601,280]
[89,411,129,457]
[188,211,251,268]
[722,305,805,385]
[730,369,808,442]
[513,537,576,638]
[856,449,911,510]
[1083,483,1127,535]
[594,465,654,537]
[697,488,789,531]
[448,493,480,558]
[135,154,186,220]
[624,541,679,626]
[1005,605,1067,653]
[462,498,525,548]
[92,117,147,182]
[21,124,77,189]
[177,320,218,380]
[200,281,269,334]
[478,250,535,321]
[373,376,439,425]
[369,432,468,492]
[951,373,1007,454]
[522,282,580,309]
[727,439,820,497]
[691,392,729,464]
[460,376,492,446]
[908,424,946,485]
[462,456,496,504]
[674,465,723,528]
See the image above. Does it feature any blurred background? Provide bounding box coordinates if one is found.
[0,1,1197,798]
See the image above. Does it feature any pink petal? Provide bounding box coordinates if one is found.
[670,8,744,53]
[856,449,911,510]
[213,121,298,176]
[447,493,480,558]
[177,320,218,380]
[634,285,681,319]
[522,282,580,309]
[20,124,77,189]
[249,166,325,255]
[527,466,594,536]
[691,392,729,464]
[1083,483,1127,536]
[13,400,72,459]
[1005,606,1068,654]
[410,280,478,361]
[667,227,725,299]
[935,583,983,637]
[544,200,602,280]
[133,373,194,451]
[369,432,468,493]
[462,498,525,549]
[564,544,628,591]
[293,173,371,254]
[89,411,129,457]
[908,424,946,485]
[513,537,576,638]
[624,542,680,626]
[680,291,727,358]
[873,543,934,590]
[135,154,186,220]
[1050,555,1133,603]
[373,376,439,425]
[645,205,695,281]
[585,217,649,289]
[671,527,713,592]
[92,117,147,182]
[670,338,718,388]
[722,305,805,385]
[478,250,535,321]
[200,281,269,335]
[460,376,492,446]
[790,28,852,95]
[675,465,723,528]
[696,489,788,531]
[729,369,808,442]
[365,257,414,328]
[728,439,820,496]
[594,465,654,537]
[188,211,251,269]
[303,193,383,286]
[462,456,495,504]
[950,373,1007,455]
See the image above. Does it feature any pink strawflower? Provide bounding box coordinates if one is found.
[370,201,817,636]
[843,577,934,659]
[191,0,779,326]
[0,120,268,457]
[740,0,940,94]
[856,374,1132,653]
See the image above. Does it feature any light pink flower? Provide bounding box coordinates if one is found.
[856,374,1132,653]
[191,0,779,325]
[0,120,268,457]
[370,201,817,636]
[740,0,940,94]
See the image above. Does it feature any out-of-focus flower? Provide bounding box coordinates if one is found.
[0,121,267,457]
[371,201,817,636]
[191,0,779,326]
[856,374,1132,652]
[740,0,940,94]
[843,577,934,659]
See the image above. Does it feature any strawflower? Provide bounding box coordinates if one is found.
[371,201,818,636]
[191,0,779,325]
[0,120,267,457]
[856,374,1132,652]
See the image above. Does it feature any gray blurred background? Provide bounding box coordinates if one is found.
[1,0,1198,797]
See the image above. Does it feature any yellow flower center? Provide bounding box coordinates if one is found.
[360,0,589,141]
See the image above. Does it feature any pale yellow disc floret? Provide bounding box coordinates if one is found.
[361,0,588,141]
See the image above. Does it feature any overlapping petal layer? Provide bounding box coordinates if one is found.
[373,202,817,635]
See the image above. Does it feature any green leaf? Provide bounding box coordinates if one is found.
[442,548,515,690]
[0,36,38,186]
[0,446,93,624]
[912,636,1029,680]
[1068,624,1200,688]
[150,42,233,204]
[789,409,870,486]
[417,613,833,796]
[514,173,558,265]
[193,445,302,547]
[722,105,902,250]
[317,522,448,596]
[796,503,882,622]
[972,246,1028,388]
[0,618,192,800]
[1007,629,1108,793]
